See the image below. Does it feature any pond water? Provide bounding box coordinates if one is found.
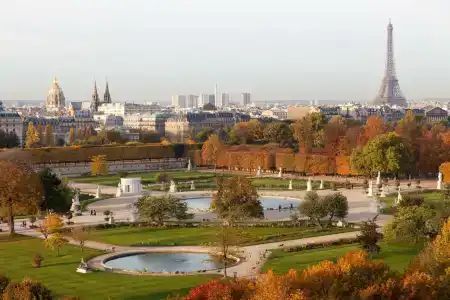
[104,252,226,273]
[184,196,300,211]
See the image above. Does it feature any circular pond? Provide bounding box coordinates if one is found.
[184,196,300,211]
[104,252,227,273]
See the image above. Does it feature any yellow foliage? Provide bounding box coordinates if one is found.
[430,219,450,264]
[439,162,450,183]
[91,155,108,176]
[42,214,64,232]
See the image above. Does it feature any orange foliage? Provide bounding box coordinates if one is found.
[439,162,450,183]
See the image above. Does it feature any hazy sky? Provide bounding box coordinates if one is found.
[1,0,450,103]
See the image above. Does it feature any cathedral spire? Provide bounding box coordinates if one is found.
[91,79,100,112]
[103,78,111,104]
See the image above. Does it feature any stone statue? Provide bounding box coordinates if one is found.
[367,180,373,197]
[169,180,177,193]
[95,185,101,199]
[306,177,312,192]
[396,188,403,206]
[376,171,381,185]
[116,183,122,197]
[380,184,386,197]
[70,191,81,213]
[187,159,192,171]
[288,180,293,190]
[277,167,283,178]
[437,172,443,190]
[190,180,195,190]
[256,166,262,177]
[129,202,139,222]
[319,180,324,190]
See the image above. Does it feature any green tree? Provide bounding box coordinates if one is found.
[196,127,214,142]
[38,168,72,213]
[263,122,293,144]
[68,128,75,145]
[322,192,348,226]
[212,176,263,224]
[25,123,40,148]
[350,132,412,176]
[135,195,193,226]
[106,130,125,144]
[357,215,382,256]
[44,232,68,256]
[44,124,55,146]
[299,191,327,229]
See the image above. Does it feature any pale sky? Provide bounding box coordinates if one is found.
[1,0,450,103]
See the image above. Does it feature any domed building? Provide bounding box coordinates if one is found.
[46,78,66,110]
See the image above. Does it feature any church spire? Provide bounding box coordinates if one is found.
[91,79,100,112]
[103,78,112,104]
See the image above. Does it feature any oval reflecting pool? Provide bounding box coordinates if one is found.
[104,252,226,273]
[185,196,300,211]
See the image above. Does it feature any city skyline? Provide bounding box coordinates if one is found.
[1,0,450,102]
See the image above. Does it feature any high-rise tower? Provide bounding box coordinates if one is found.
[91,80,100,112]
[103,80,112,104]
[373,20,407,107]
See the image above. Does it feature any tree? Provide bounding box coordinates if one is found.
[0,162,43,235]
[247,119,264,141]
[0,273,10,295]
[214,226,247,277]
[44,232,68,256]
[36,124,44,146]
[25,123,40,148]
[324,116,347,155]
[3,278,52,300]
[202,134,223,169]
[322,192,348,226]
[39,213,64,240]
[203,103,216,111]
[38,168,72,213]
[91,155,108,176]
[139,131,160,143]
[299,191,327,228]
[195,127,214,142]
[76,128,83,140]
[68,128,75,145]
[357,216,382,256]
[44,124,54,146]
[292,116,314,153]
[71,226,91,256]
[134,195,193,226]
[106,130,125,144]
[228,123,252,145]
[350,132,412,176]
[263,122,293,145]
[383,205,436,246]
[363,116,388,144]
[84,125,92,139]
[211,176,263,224]
[0,130,20,148]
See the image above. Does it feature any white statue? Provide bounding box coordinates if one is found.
[169,180,177,193]
[277,167,283,178]
[380,184,386,197]
[306,177,312,192]
[70,191,81,213]
[395,188,403,206]
[376,171,381,185]
[130,203,139,222]
[256,166,262,177]
[319,180,324,190]
[187,159,192,171]
[116,183,122,197]
[437,172,443,190]
[367,180,373,197]
[288,180,293,190]
[190,180,195,190]
[95,185,101,199]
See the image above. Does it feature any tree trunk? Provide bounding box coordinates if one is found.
[223,254,227,277]
[8,199,14,236]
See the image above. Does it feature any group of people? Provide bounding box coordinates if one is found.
[89,210,97,216]
[278,203,294,212]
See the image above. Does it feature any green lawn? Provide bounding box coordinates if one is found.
[88,226,357,247]
[71,171,221,186]
[381,190,443,214]
[0,235,215,300]
[263,242,419,274]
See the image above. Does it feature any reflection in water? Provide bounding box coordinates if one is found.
[105,252,226,273]
[185,196,300,211]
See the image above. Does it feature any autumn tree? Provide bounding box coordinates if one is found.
[323,116,347,156]
[358,216,382,256]
[362,116,388,145]
[44,232,68,256]
[202,134,223,169]
[71,226,91,256]
[44,124,54,146]
[25,123,40,148]
[91,155,108,176]
[292,116,314,153]
[214,226,247,277]
[228,122,252,145]
[76,128,83,140]
[212,176,263,224]
[0,162,43,235]
[39,213,64,240]
[68,128,75,145]
[247,119,264,140]
[351,132,412,176]
[3,278,53,300]
[134,194,193,226]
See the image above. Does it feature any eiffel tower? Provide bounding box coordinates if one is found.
[373,20,407,107]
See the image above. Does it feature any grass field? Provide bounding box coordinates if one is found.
[87,226,356,247]
[263,242,420,274]
[380,190,443,214]
[0,235,215,300]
